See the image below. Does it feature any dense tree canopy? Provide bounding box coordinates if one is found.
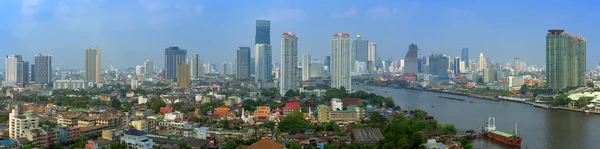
[279,110,310,134]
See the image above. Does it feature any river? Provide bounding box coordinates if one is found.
[354,85,600,149]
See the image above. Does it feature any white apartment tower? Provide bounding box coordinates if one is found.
[479,53,487,71]
[9,108,39,139]
[331,33,352,91]
[280,32,298,96]
[191,54,204,78]
[302,53,311,81]
[4,55,20,87]
[144,60,154,75]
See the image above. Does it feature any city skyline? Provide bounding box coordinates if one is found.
[0,0,599,70]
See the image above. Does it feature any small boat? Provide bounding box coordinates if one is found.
[469,101,473,103]
[385,91,388,93]
[585,110,590,113]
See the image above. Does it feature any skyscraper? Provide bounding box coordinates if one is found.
[461,48,469,69]
[164,47,187,81]
[324,56,331,73]
[351,34,368,72]
[546,29,586,90]
[4,55,21,87]
[84,48,101,84]
[191,54,203,78]
[255,20,271,44]
[280,32,298,96]
[453,57,461,75]
[30,64,35,82]
[255,44,272,82]
[34,54,52,85]
[479,53,487,71]
[250,58,255,76]
[176,60,190,88]
[403,44,420,75]
[236,47,251,79]
[429,54,449,77]
[513,57,521,70]
[144,60,154,75]
[222,62,234,75]
[16,61,29,86]
[135,65,144,76]
[331,33,352,91]
[310,61,324,78]
[302,53,311,81]
[368,42,377,73]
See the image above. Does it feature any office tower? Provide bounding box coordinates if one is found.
[403,44,420,75]
[176,60,190,88]
[513,57,521,70]
[144,60,154,75]
[236,47,251,79]
[164,47,187,81]
[255,44,273,82]
[310,61,324,78]
[250,58,255,76]
[479,53,487,71]
[84,48,101,84]
[461,48,469,68]
[190,54,203,78]
[546,29,586,89]
[483,67,501,83]
[453,57,461,75]
[222,62,234,75]
[351,34,368,72]
[4,55,21,86]
[368,42,377,73]
[301,53,311,81]
[280,32,298,96]
[255,20,271,44]
[30,64,35,82]
[331,33,352,91]
[324,56,331,73]
[460,61,466,73]
[34,54,52,85]
[135,65,144,76]
[16,61,29,86]
[428,53,449,77]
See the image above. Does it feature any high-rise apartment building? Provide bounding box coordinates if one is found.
[324,56,331,73]
[513,57,521,70]
[461,48,469,69]
[9,108,39,139]
[331,33,352,91]
[135,65,144,76]
[255,44,272,82]
[368,42,377,73]
[144,60,154,75]
[403,44,420,75]
[4,55,21,87]
[236,47,251,79]
[84,48,101,84]
[351,34,368,72]
[191,54,203,78]
[310,61,324,78]
[34,54,52,85]
[176,60,190,88]
[222,62,234,75]
[17,61,29,86]
[164,47,187,81]
[546,29,586,90]
[280,32,298,96]
[302,53,311,81]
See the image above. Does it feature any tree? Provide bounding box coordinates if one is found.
[110,141,127,149]
[412,110,428,120]
[587,82,595,88]
[149,98,167,112]
[369,112,386,127]
[173,102,184,112]
[520,84,528,95]
[111,98,121,109]
[221,120,230,130]
[0,113,9,123]
[442,124,457,135]
[285,142,302,149]
[460,138,474,149]
[279,110,310,134]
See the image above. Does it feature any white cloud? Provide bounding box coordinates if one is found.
[367,5,399,19]
[259,9,306,21]
[21,0,43,15]
[331,7,358,18]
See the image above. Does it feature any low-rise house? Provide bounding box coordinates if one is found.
[350,127,384,144]
[121,129,155,149]
[283,101,301,115]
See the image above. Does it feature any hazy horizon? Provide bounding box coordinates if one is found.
[1,0,598,70]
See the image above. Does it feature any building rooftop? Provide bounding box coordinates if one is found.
[124,129,149,136]
[350,127,384,143]
[247,139,284,149]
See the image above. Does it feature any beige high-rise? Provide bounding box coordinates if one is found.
[85,48,101,84]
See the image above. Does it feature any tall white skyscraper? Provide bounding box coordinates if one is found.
[144,60,154,75]
[331,33,352,91]
[84,48,101,84]
[191,54,204,78]
[280,32,298,96]
[255,44,272,82]
[4,55,19,87]
[302,53,311,81]
[479,53,487,71]
[368,42,377,72]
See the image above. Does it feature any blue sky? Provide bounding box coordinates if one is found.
[0,0,598,70]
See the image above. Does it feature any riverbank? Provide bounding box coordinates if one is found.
[367,84,600,115]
